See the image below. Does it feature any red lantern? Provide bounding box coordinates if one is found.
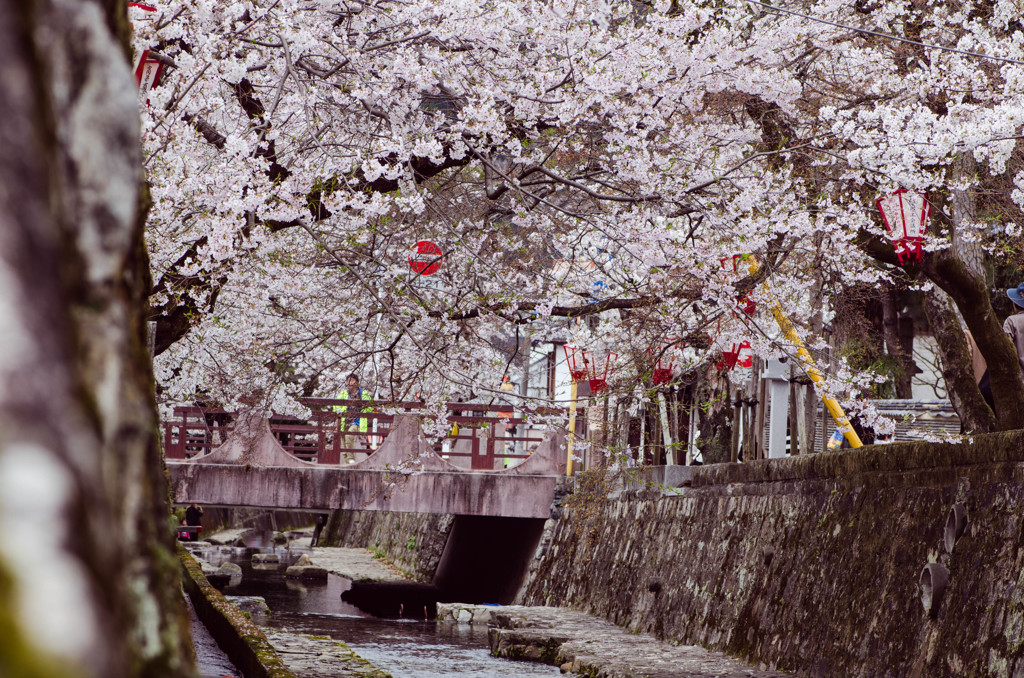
[562,344,591,382]
[652,361,674,386]
[133,50,164,94]
[563,345,616,392]
[128,4,164,96]
[736,296,756,317]
[876,190,930,265]
[649,340,683,385]
[587,351,617,392]
[720,254,742,272]
[716,341,753,371]
[720,255,756,316]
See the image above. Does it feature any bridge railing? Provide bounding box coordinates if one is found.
[163,400,558,469]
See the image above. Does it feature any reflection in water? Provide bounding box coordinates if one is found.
[190,544,561,677]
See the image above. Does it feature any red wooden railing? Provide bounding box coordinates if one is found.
[162,400,556,469]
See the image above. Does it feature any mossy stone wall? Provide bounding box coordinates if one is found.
[519,431,1024,677]
[179,547,294,678]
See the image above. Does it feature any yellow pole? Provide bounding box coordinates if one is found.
[566,380,579,475]
[749,260,863,449]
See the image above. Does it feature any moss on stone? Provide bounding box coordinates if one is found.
[179,546,295,678]
[539,640,561,664]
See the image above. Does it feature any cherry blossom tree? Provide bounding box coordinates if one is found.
[135,0,1024,437]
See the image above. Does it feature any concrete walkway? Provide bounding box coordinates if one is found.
[261,628,390,678]
[299,549,788,676]
[448,605,792,677]
[304,545,411,583]
[201,526,252,545]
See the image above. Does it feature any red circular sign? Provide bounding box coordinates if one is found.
[409,240,443,276]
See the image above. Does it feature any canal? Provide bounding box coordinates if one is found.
[188,543,562,677]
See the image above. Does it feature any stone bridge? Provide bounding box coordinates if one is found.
[166,411,566,519]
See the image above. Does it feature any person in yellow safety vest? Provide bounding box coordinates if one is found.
[498,375,516,467]
[333,373,373,464]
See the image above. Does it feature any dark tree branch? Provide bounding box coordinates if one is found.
[923,287,996,432]
[182,113,225,149]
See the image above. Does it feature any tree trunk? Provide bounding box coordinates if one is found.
[926,155,1021,428]
[881,287,914,398]
[922,249,1024,429]
[923,289,997,432]
[754,360,767,460]
[0,1,192,676]
[897,314,916,397]
[802,250,825,453]
[789,375,801,455]
[696,368,733,464]
[951,156,986,279]
[730,387,741,463]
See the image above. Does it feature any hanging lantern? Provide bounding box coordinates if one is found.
[716,341,753,371]
[736,295,757,317]
[133,50,165,94]
[652,356,675,386]
[876,190,930,265]
[129,3,165,100]
[562,344,591,383]
[587,350,617,393]
[736,342,753,368]
[719,255,756,316]
[720,254,744,272]
[649,340,684,385]
[563,345,617,392]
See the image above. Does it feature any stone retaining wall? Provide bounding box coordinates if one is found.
[320,509,453,581]
[179,546,294,678]
[518,431,1024,677]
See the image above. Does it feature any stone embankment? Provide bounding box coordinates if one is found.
[520,431,1024,677]
[325,431,1024,677]
[260,629,390,678]
[179,546,294,678]
[437,604,788,677]
[183,536,401,678]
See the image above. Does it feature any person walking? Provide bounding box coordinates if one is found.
[1004,282,1024,377]
[497,375,517,467]
[334,373,373,464]
[184,502,203,527]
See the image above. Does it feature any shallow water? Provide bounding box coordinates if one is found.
[193,545,561,677]
[186,593,241,678]
[268,614,562,678]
